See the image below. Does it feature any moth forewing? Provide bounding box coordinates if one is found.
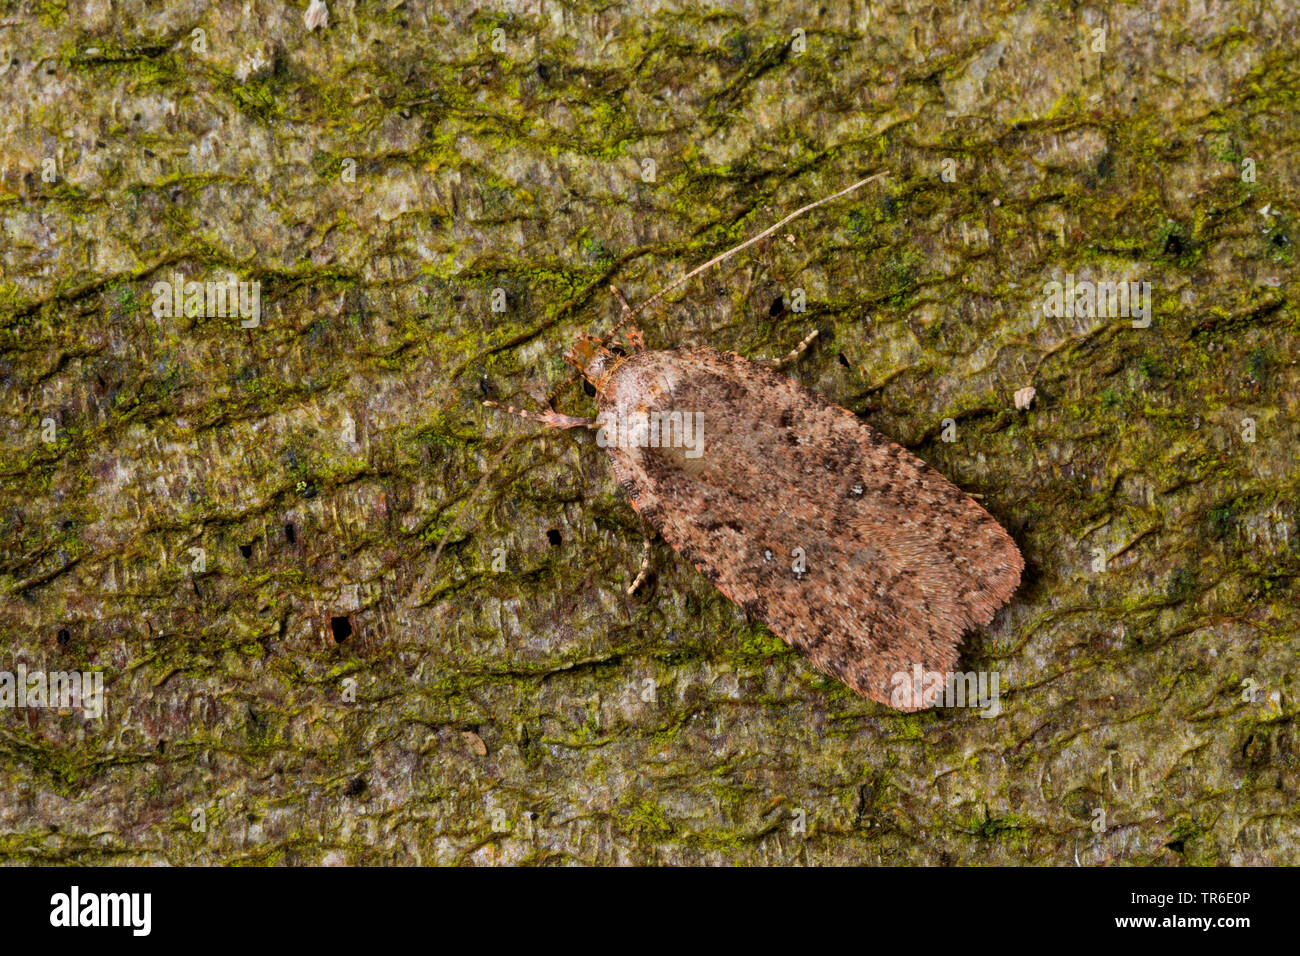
[594,347,1022,710]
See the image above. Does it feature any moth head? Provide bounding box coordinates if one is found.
[565,334,623,393]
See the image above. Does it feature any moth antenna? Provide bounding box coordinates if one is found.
[409,397,600,607]
[604,170,888,342]
[409,432,523,608]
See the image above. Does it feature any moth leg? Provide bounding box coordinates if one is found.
[610,284,635,319]
[760,329,819,370]
[626,517,654,595]
[483,400,596,430]
[609,285,646,352]
[544,372,582,409]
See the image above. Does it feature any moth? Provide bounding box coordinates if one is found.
[473,173,1024,711]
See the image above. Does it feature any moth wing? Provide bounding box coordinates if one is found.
[599,347,1022,710]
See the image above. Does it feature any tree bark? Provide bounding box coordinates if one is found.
[0,0,1296,864]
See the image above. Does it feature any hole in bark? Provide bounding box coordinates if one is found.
[56,628,70,647]
[1017,557,1042,592]
[582,379,596,397]
[546,529,562,546]
[330,616,352,642]
[239,542,253,559]
[838,353,850,368]
[344,777,367,797]
[769,295,784,316]
[284,522,296,545]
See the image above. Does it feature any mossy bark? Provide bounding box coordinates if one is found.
[0,0,1297,864]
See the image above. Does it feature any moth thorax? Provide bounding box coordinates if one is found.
[566,335,619,390]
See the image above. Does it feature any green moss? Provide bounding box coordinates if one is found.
[620,797,676,840]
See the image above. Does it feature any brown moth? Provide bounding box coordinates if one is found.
[481,173,1023,711]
